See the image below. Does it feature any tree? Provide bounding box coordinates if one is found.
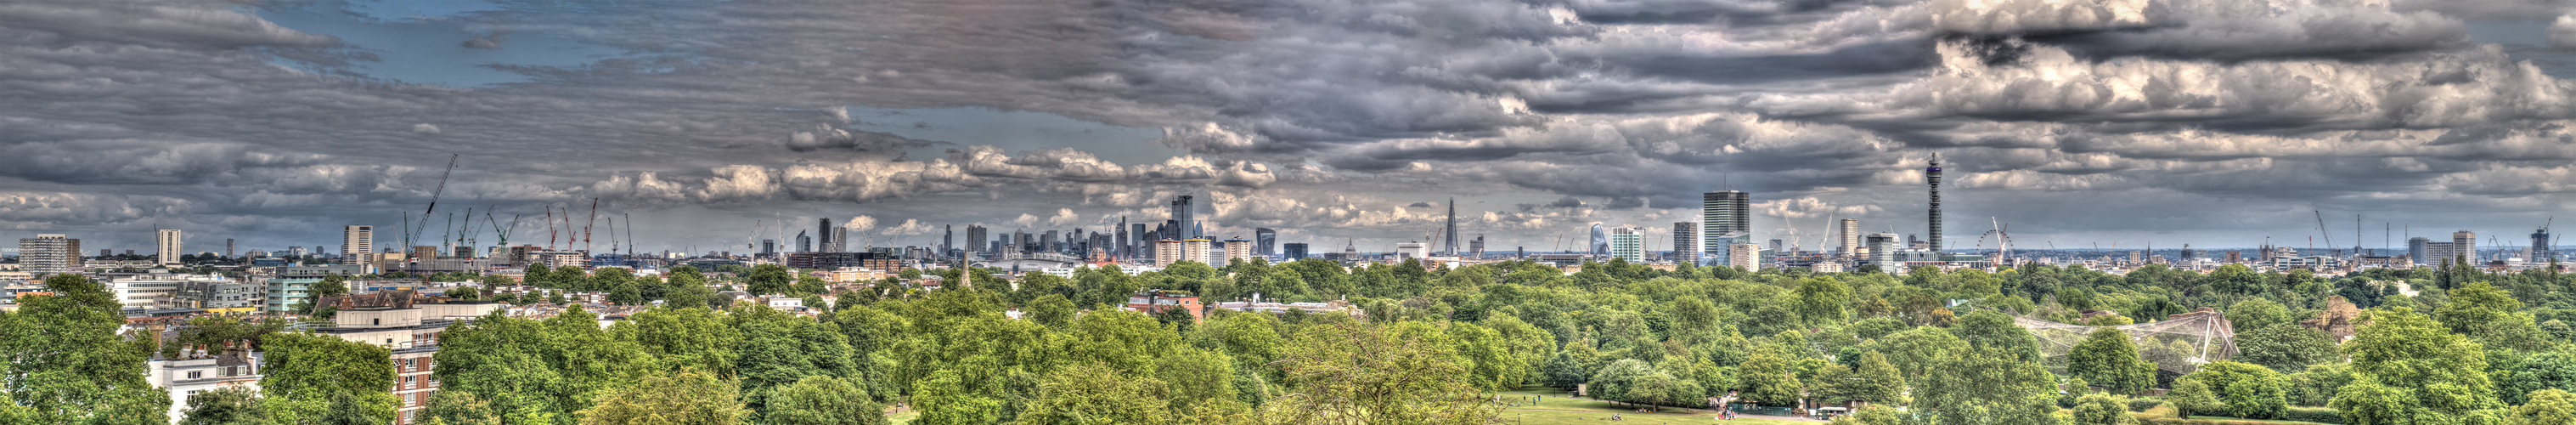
[763,376,884,425]
[1952,309,2041,362]
[578,369,748,425]
[1625,373,1699,412]
[316,391,386,425]
[2235,323,2339,373]
[1735,346,1803,405]
[437,307,650,424]
[2067,392,2138,425]
[178,387,275,425]
[1795,276,1852,325]
[2225,299,2293,333]
[620,306,742,376]
[0,274,170,424]
[747,264,793,296]
[666,278,716,309]
[1844,351,1907,405]
[1914,344,2060,425]
[2183,360,2288,419]
[2331,307,2504,422]
[259,332,397,425]
[1258,321,1499,424]
[1869,326,1964,379]
[1588,359,1655,403]
[419,390,501,425]
[2167,378,2224,418]
[1158,346,1247,416]
[1015,364,1178,424]
[2068,328,2157,394]
[912,370,1001,425]
[2512,388,2576,425]
[2499,351,2576,405]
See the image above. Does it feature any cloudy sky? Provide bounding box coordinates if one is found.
[7,0,2576,256]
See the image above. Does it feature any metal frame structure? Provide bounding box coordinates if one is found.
[2015,308,2238,376]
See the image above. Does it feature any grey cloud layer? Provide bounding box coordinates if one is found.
[6,0,2576,250]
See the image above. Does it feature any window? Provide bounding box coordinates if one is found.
[185,371,201,379]
[373,318,381,326]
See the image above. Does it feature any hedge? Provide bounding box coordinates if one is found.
[2129,397,2165,412]
[2280,406,2345,424]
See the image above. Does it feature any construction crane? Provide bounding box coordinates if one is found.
[2313,210,2336,258]
[488,212,520,252]
[747,220,766,251]
[545,206,559,250]
[584,198,598,253]
[624,213,636,257]
[404,154,459,252]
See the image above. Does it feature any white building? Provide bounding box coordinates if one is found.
[157,230,183,266]
[147,346,261,424]
[1608,226,1646,264]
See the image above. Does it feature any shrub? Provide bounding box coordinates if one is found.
[2129,397,2165,412]
[2280,406,2345,424]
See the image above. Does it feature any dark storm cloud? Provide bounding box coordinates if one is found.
[13,0,2576,250]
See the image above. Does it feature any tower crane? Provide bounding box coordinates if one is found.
[545,206,559,250]
[404,154,459,251]
[488,212,520,252]
[584,198,598,253]
[747,220,765,251]
[2313,210,2336,258]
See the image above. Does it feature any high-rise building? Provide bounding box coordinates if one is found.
[2534,229,2553,263]
[341,225,375,268]
[2455,230,2477,263]
[761,239,777,255]
[1926,153,1944,252]
[1255,228,1277,257]
[1186,239,1212,265]
[1223,239,1253,267]
[1671,223,1699,264]
[1153,240,1185,267]
[1703,190,1750,265]
[797,231,812,252]
[831,227,850,252]
[18,234,81,275]
[2409,237,2432,264]
[1865,233,1899,267]
[1609,226,1645,264]
[817,218,836,252]
[1170,195,1199,239]
[967,225,989,255]
[1284,242,1311,260]
[1729,243,1762,270]
[1469,235,1486,258]
[943,224,954,252]
[1443,197,1459,256]
[225,238,235,258]
[1837,218,1860,258]
[156,229,183,265]
[1588,224,1609,256]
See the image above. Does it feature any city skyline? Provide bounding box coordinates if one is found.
[11,2,2576,252]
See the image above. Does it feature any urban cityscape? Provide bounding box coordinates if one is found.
[13,1,2576,425]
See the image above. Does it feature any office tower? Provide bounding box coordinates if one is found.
[1609,226,1645,264]
[125,250,135,256]
[1396,241,1428,260]
[943,224,954,252]
[1589,224,1609,255]
[341,225,374,266]
[1730,243,1763,269]
[1042,230,1060,252]
[156,229,183,265]
[2224,252,2242,264]
[761,239,776,255]
[1865,233,1899,266]
[1470,235,1486,258]
[832,227,850,252]
[1170,195,1199,239]
[1926,153,1943,252]
[2409,237,2431,264]
[1703,190,1750,265]
[1838,218,1859,258]
[1283,242,1311,260]
[797,231,812,252]
[99,249,111,258]
[1224,239,1253,266]
[17,234,81,275]
[817,218,835,252]
[1671,223,1699,264]
[2455,230,2477,263]
[1256,228,1277,257]
[1115,221,1131,258]
[2534,229,2553,263]
[225,239,234,258]
[289,246,307,258]
[1130,223,1148,257]
[1443,197,1459,255]
[967,225,989,255]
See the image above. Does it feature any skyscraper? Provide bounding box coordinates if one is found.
[1116,219,1131,258]
[225,238,234,258]
[156,229,183,265]
[17,234,81,275]
[1469,235,1486,258]
[341,225,374,267]
[943,224,954,252]
[1703,190,1750,265]
[1866,233,1899,266]
[817,218,835,252]
[1609,226,1645,264]
[1444,197,1459,256]
[1838,218,1859,258]
[967,225,988,255]
[1170,195,1199,239]
[1255,228,1277,257]
[1283,242,1310,260]
[797,231,812,252]
[1130,223,1148,258]
[2409,236,2433,265]
[1588,224,1609,256]
[1671,223,1698,264]
[2534,228,2552,263]
[2455,230,2477,263]
[1926,153,1944,252]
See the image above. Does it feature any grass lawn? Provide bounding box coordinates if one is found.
[1491,387,1816,424]
[2182,416,2334,424]
[886,410,917,425]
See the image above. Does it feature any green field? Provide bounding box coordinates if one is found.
[1492,388,1814,424]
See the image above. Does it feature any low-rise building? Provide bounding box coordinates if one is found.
[1125,291,1203,320]
[309,291,503,424]
[147,343,262,425]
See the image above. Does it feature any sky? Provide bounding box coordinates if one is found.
[7,0,2576,255]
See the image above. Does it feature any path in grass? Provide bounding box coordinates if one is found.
[1491,387,1820,424]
